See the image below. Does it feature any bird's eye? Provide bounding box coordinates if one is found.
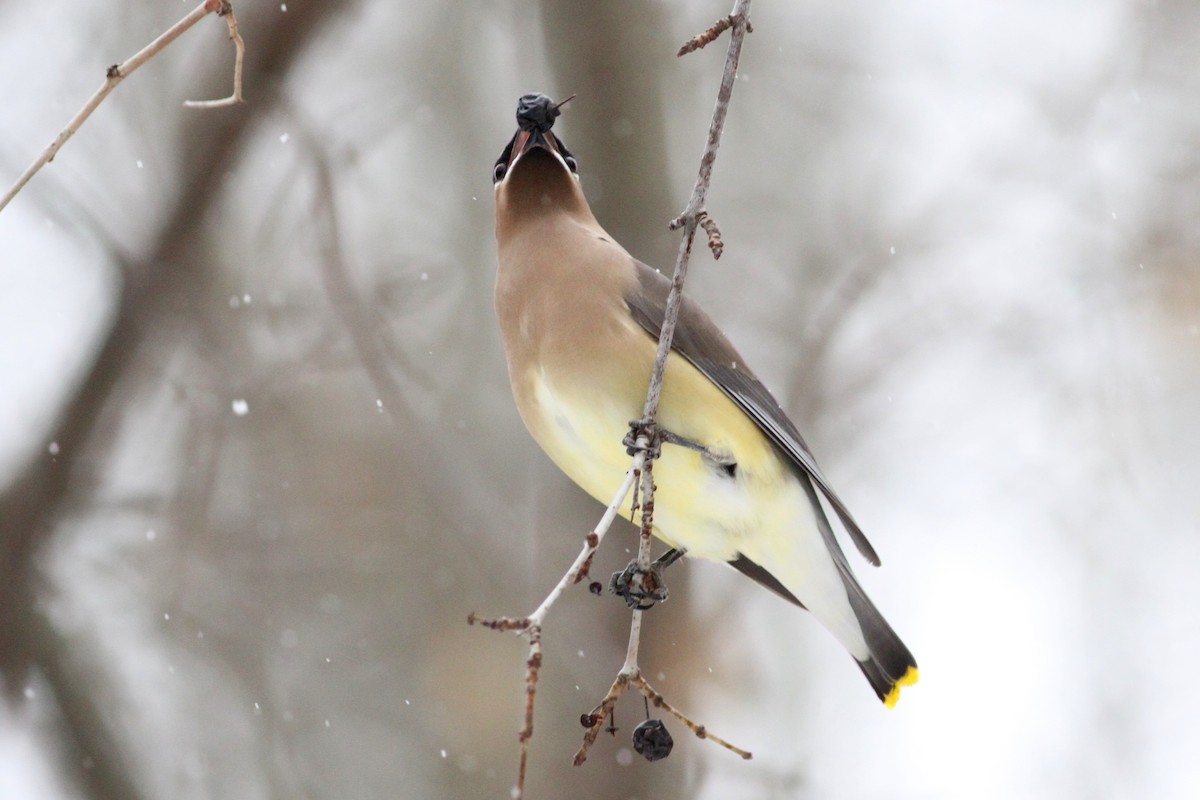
[565,156,578,173]
[493,162,507,183]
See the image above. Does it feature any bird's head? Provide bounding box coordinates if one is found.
[493,93,595,237]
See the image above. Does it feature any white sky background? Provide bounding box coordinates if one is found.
[1,1,1198,799]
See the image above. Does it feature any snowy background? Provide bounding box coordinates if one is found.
[1,1,1198,798]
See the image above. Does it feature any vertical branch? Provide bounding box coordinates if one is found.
[621,0,753,672]
[571,0,755,770]
[651,0,752,416]
[476,4,755,793]
[619,457,657,675]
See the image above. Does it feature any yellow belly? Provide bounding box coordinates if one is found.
[512,342,867,659]
[521,349,792,561]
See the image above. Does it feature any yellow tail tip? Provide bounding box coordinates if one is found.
[883,666,920,709]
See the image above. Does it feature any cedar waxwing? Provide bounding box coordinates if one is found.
[492,94,918,707]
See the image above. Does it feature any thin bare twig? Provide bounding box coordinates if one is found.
[571,0,755,767]
[0,0,243,214]
[183,2,246,109]
[575,673,752,764]
[641,0,753,484]
[468,452,645,795]
[676,14,753,57]
[476,3,754,795]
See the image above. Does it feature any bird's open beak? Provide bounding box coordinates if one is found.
[494,91,580,186]
[508,128,567,169]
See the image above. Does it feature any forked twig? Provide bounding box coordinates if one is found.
[183,1,246,109]
[0,0,245,214]
[572,451,748,766]
[575,673,752,764]
[468,453,646,795]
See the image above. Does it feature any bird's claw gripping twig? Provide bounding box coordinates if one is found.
[608,548,685,610]
[624,419,662,458]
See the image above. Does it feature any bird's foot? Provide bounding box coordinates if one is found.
[609,562,669,610]
[624,421,734,473]
[609,548,686,610]
[623,419,663,458]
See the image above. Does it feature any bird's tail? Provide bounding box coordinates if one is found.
[730,475,919,706]
[839,561,919,707]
